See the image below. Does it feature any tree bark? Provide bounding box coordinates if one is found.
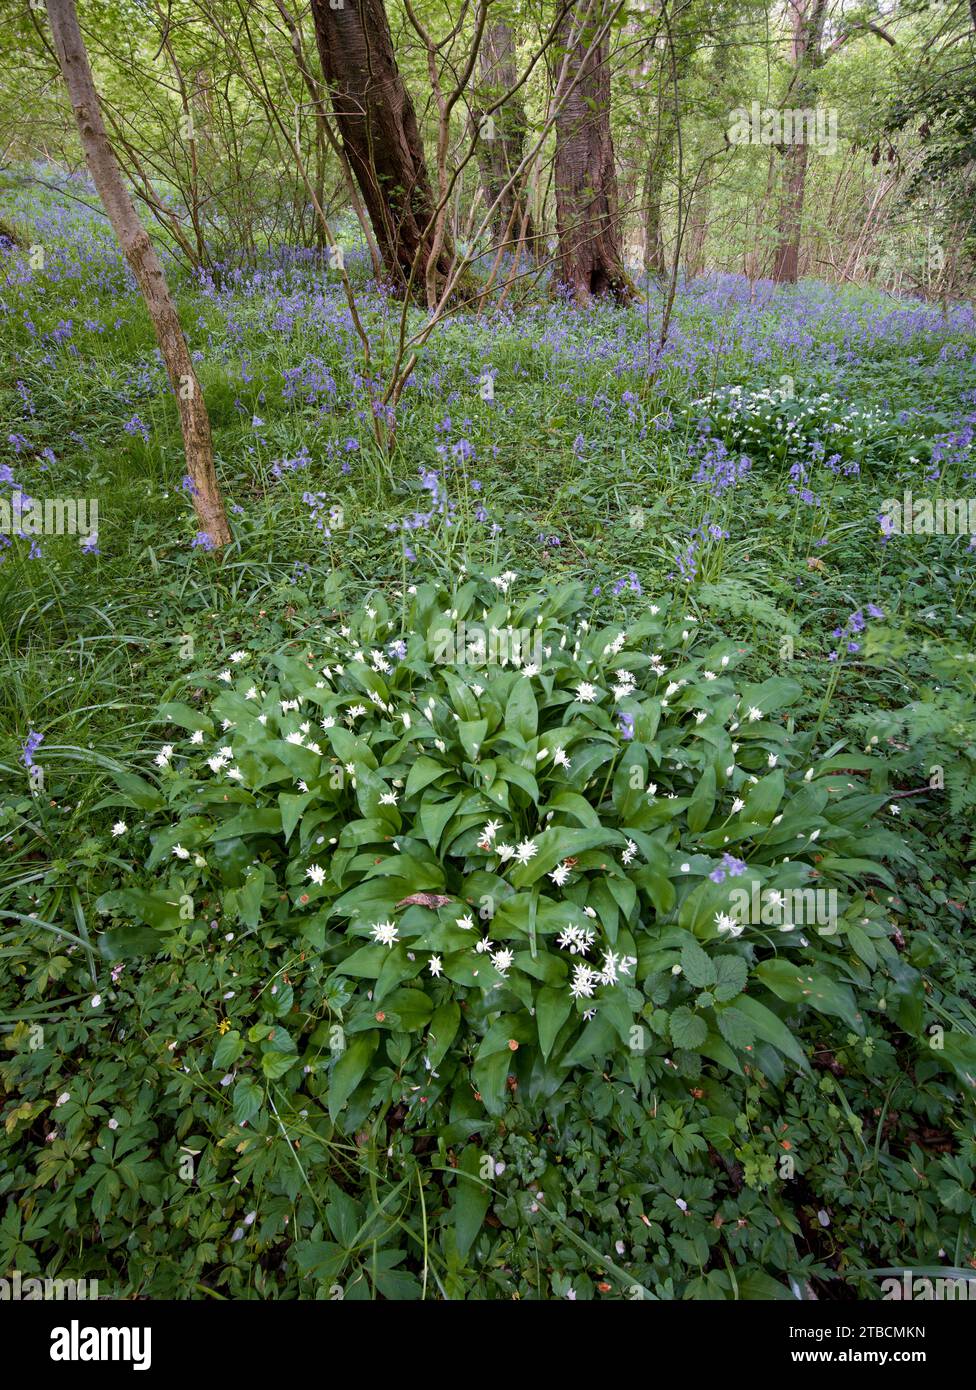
[642,113,673,277]
[309,0,454,298]
[473,20,536,254]
[44,0,230,548]
[273,0,384,278]
[554,0,633,303]
[770,0,828,284]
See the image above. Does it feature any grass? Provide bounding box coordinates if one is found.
[1,176,974,1300]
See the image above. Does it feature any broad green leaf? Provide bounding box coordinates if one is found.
[669,1006,708,1049]
[328,1032,379,1122]
[453,1146,491,1261]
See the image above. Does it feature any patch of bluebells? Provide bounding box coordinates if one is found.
[692,433,753,496]
[123,415,150,444]
[827,603,884,661]
[668,519,728,584]
[709,852,748,884]
[612,571,642,597]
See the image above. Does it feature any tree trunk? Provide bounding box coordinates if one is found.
[554,0,633,304]
[309,0,454,299]
[274,0,384,279]
[642,113,673,277]
[44,0,230,548]
[683,37,732,279]
[473,20,535,254]
[770,0,828,284]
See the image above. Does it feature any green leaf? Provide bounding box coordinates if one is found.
[95,887,182,933]
[510,826,618,887]
[713,954,747,1001]
[427,1000,461,1070]
[328,1032,379,1122]
[669,1006,708,1049]
[158,701,213,733]
[741,769,785,826]
[405,755,449,799]
[734,995,810,1071]
[279,791,314,843]
[454,1146,491,1262]
[715,1006,757,1049]
[680,937,716,988]
[261,1049,300,1079]
[536,985,573,1060]
[504,677,538,741]
[687,765,716,833]
[233,1078,263,1126]
[756,959,862,1030]
[213,1029,244,1070]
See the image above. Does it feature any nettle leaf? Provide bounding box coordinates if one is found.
[713,954,747,1001]
[669,1006,708,1049]
[680,937,716,988]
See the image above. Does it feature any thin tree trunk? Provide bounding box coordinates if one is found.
[771,0,828,284]
[308,0,454,298]
[642,114,672,277]
[554,0,632,303]
[44,0,230,547]
[683,38,732,279]
[474,20,536,254]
